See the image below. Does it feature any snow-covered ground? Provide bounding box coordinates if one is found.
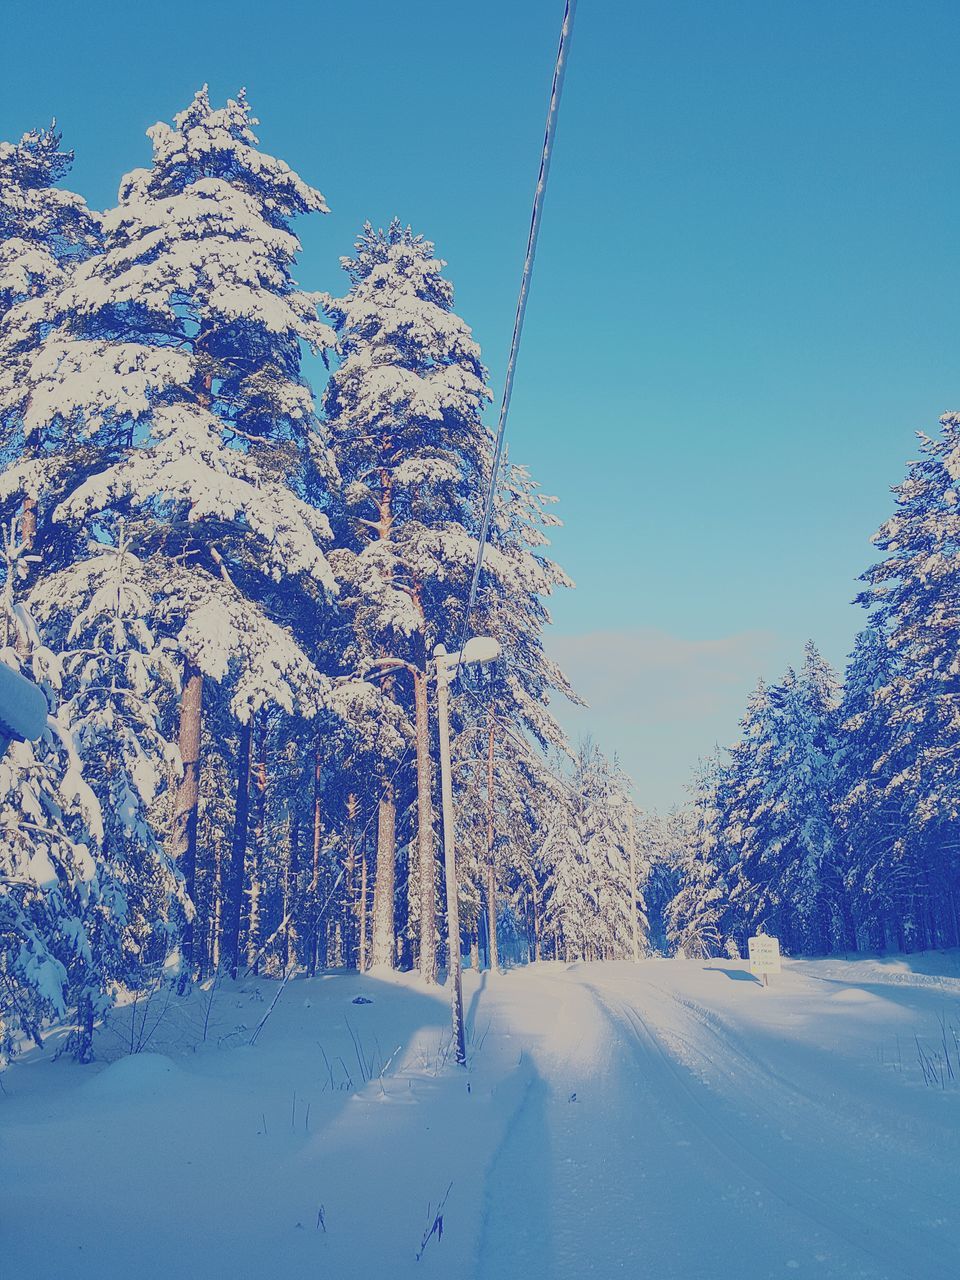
[4,954,960,1279]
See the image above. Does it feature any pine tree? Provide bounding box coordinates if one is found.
[0,522,103,1061]
[30,531,188,994]
[834,626,911,950]
[0,123,101,558]
[856,413,960,947]
[6,88,339,980]
[449,455,581,966]
[722,647,847,955]
[321,220,493,974]
[666,759,726,958]
[541,744,642,961]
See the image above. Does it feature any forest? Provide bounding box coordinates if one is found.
[2,87,958,1067]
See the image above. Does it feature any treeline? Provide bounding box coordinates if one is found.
[668,423,960,959]
[0,90,646,1063]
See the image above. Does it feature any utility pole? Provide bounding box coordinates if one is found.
[434,646,466,1066]
[433,637,502,1066]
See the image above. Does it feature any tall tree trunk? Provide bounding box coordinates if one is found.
[359,833,369,974]
[308,739,323,975]
[486,712,499,972]
[223,718,252,979]
[414,668,437,982]
[286,815,300,973]
[208,832,223,975]
[530,878,542,963]
[367,467,399,971]
[344,792,358,967]
[284,819,295,967]
[371,780,397,968]
[173,662,203,988]
[13,496,37,661]
[246,711,267,972]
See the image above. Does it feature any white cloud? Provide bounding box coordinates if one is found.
[546,627,780,809]
[549,627,778,722]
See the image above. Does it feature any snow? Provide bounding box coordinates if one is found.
[3,953,960,1278]
[0,658,47,741]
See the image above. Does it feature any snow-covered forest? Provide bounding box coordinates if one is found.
[3,86,960,1077]
[668,444,960,963]
[0,91,650,1064]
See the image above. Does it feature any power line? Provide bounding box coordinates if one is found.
[455,0,578,673]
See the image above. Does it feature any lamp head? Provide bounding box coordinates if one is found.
[434,637,502,670]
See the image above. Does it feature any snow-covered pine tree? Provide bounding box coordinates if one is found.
[666,758,726,958]
[720,678,783,950]
[584,761,647,960]
[834,625,914,950]
[541,744,643,961]
[0,124,101,576]
[507,753,573,963]
[30,531,188,997]
[722,647,847,955]
[6,88,339,980]
[0,521,104,1061]
[321,220,494,976]
[450,454,581,965]
[539,779,587,961]
[448,708,564,968]
[856,413,960,948]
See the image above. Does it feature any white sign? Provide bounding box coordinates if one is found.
[748,933,781,978]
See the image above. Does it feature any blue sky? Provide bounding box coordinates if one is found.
[3,0,958,808]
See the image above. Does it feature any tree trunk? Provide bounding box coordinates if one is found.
[343,793,358,968]
[13,496,37,662]
[223,717,252,979]
[308,739,323,975]
[208,832,223,975]
[366,466,398,971]
[414,669,438,982]
[486,713,498,972]
[359,834,369,973]
[74,992,95,1064]
[286,815,300,973]
[173,662,203,987]
[371,781,397,968]
[530,880,542,963]
[13,495,38,654]
[246,711,267,972]
[284,819,295,967]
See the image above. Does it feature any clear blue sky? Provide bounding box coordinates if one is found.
[3,0,958,808]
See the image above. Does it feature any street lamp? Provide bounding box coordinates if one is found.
[434,636,501,1065]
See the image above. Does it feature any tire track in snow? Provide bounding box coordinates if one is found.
[646,981,872,1123]
[652,976,960,1164]
[588,981,959,1278]
[479,969,845,1279]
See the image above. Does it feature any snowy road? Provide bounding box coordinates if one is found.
[477,962,960,1279]
[3,956,960,1278]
